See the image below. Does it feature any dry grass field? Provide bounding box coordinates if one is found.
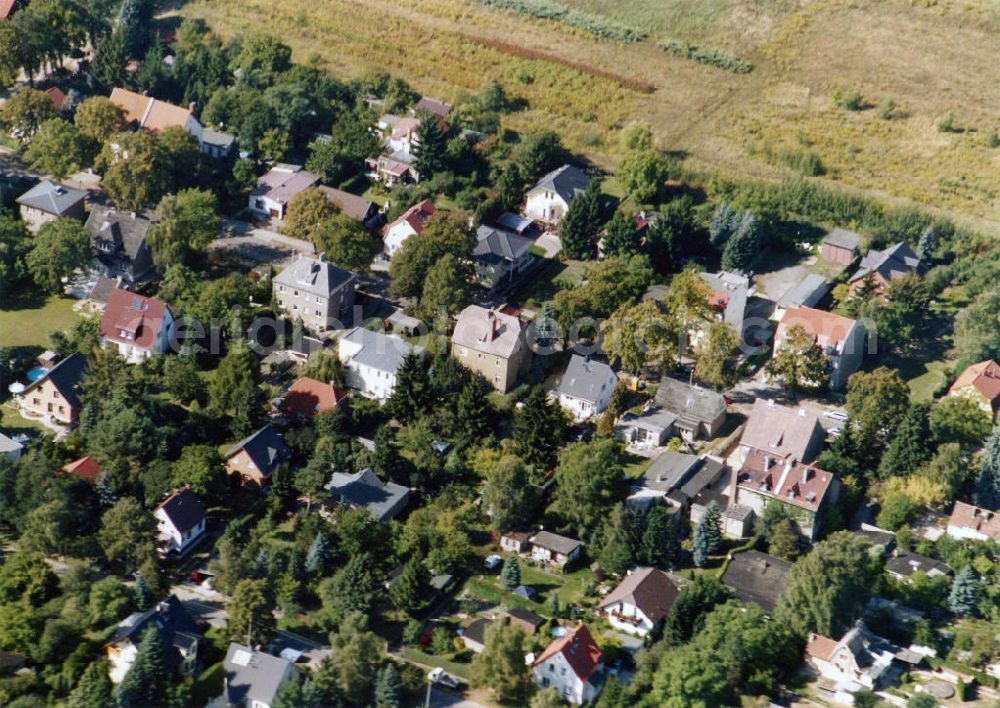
[180,0,1000,229]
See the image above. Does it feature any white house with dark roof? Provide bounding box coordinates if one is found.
[216,643,299,708]
[249,164,320,220]
[16,179,86,233]
[338,326,424,401]
[529,530,583,568]
[654,377,728,442]
[85,205,156,282]
[473,224,534,289]
[273,254,358,332]
[524,164,590,226]
[553,355,617,421]
[598,567,680,637]
[325,468,409,522]
[154,488,206,555]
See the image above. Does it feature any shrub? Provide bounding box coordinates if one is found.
[764,144,825,176]
[986,131,999,148]
[938,111,955,133]
[878,98,897,120]
[658,39,753,73]
[836,90,864,111]
[475,0,646,43]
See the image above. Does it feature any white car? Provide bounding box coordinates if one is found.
[824,409,849,421]
[484,554,502,570]
[428,667,460,689]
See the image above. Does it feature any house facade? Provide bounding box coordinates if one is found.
[154,489,206,556]
[451,306,531,393]
[249,164,321,220]
[774,307,865,390]
[473,224,534,289]
[85,205,156,283]
[532,624,603,705]
[338,326,424,401]
[805,623,909,692]
[273,254,358,332]
[16,180,86,233]
[224,425,291,487]
[947,501,1000,543]
[382,199,435,259]
[529,530,582,568]
[554,355,617,422]
[654,377,728,441]
[524,164,590,227]
[598,568,679,637]
[98,290,175,363]
[948,359,1000,418]
[820,228,861,265]
[18,352,87,427]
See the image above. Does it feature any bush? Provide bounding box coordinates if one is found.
[658,39,753,73]
[986,131,999,148]
[938,111,955,133]
[836,90,864,111]
[764,144,825,176]
[878,98,898,120]
[475,0,646,42]
[402,619,424,645]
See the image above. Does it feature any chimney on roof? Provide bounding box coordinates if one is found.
[189,101,197,114]
[488,311,498,340]
[802,466,810,484]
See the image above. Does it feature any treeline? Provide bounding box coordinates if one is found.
[475,0,647,43]
[658,39,753,74]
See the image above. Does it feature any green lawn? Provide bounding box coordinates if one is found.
[400,647,472,681]
[0,295,81,349]
[906,359,951,402]
[512,259,589,310]
[466,561,594,612]
[190,662,224,705]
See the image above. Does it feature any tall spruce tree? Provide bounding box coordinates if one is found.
[701,501,723,553]
[117,626,168,707]
[133,571,153,610]
[390,556,431,614]
[513,386,566,470]
[559,181,602,259]
[877,402,933,479]
[976,427,1000,509]
[500,556,521,591]
[720,211,761,272]
[386,351,432,423]
[305,532,331,575]
[602,210,640,258]
[709,202,737,248]
[414,111,448,176]
[67,662,114,708]
[374,663,402,708]
[456,376,492,440]
[948,566,980,617]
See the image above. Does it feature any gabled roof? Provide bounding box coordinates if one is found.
[98,289,171,350]
[822,228,862,251]
[0,432,22,457]
[528,164,590,203]
[700,271,748,331]
[225,425,290,478]
[156,489,205,534]
[529,530,582,556]
[776,306,861,354]
[532,624,602,682]
[462,617,492,646]
[599,567,679,624]
[45,87,67,111]
[507,607,545,631]
[201,128,235,149]
[88,275,121,306]
[452,306,524,359]
[655,377,726,424]
[0,0,22,19]
[326,468,408,522]
[251,164,320,206]
[85,204,154,261]
[849,241,921,284]
[738,449,836,512]
[284,377,346,419]
[273,254,357,297]
[16,179,86,215]
[109,87,197,132]
[637,451,702,493]
[474,225,533,264]
[23,352,87,410]
[885,549,952,578]
[340,326,423,374]
[720,550,793,612]
[414,97,452,119]
[948,500,1000,541]
[61,455,101,484]
[949,360,1000,404]
[385,199,435,238]
[223,643,298,708]
[740,399,822,463]
[317,186,376,222]
[497,212,533,235]
[555,355,616,405]
[109,596,198,669]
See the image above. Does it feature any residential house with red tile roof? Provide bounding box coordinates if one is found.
[99,290,175,363]
[598,568,680,637]
[283,377,347,421]
[382,199,435,259]
[61,456,101,484]
[774,306,866,390]
[109,87,203,141]
[947,501,1000,543]
[948,359,1000,418]
[735,448,840,542]
[532,624,603,704]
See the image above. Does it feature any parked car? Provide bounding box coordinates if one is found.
[428,667,460,689]
[824,410,849,421]
[484,554,502,570]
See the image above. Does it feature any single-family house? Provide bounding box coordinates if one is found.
[720,550,793,613]
[507,607,545,634]
[200,128,236,160]
[598,567,680,637]
[370,151,420,186]
[249,164,320,220]
[473,224,534,289]
[948,359,1000,417]
[338,326,424,401]
[654,377,728,441]
[451,305,531,393]
[317,186,380,228]
[614,406,680,448]
[154,489,207,556]
[738,398,825,465]
[849,241,922,297]
[820,228,862,265]
[86,205,156,282]
[524,164,590,227]
[61,455,101,484]
[273,254,358,332]
[109,87,203,142]
[224,425,291,488]
[947,500,1000,543]
[217,643,299,708]
[884,549,952,582]
[735,449,840,542]
[773,273,829,321]
[414,96,453,120]
[382,199,435,259]
[700,270,749,338]
[283,377,347,421]
[626,451,725,510]
[531,624,603,705]
[0,432,23,462]
[460,617,493,654]
[16,180,86,233]
[106,597,199,683]
[529,530,583,568]
[500,530,532,554]
[18,352,87,427]
[774,307,866,390]
[806,622,918,692]
[325,468,409,523]
[553,355,617,421]
[98,289,175,363]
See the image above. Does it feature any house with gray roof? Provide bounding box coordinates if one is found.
[215,643,299,708]
[820,228,862,264]
[529,530,583,568]
[474,224,535,289]
[224,425,291,488]
[554,355,617,422]
[106,596,199,683]
[615,406,679,448]
[627,452,726,511]
[325,468,409,522]
[849,241,922,297]
[720,550,793,612]
[317,186,380,228]
[654,377,728,441]
[85,205,155,282]
[249,164,320,220]
[524,164,590,226]
[699,270,749,337]
[774,273,829,320]
[273,253,358,333]
[200,128,236,160]
[337,326,423,401]
[17,180,86,233]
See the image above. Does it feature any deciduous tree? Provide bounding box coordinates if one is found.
[25,218,90,292]
[311,214,379,272]
[768,323,830,391]
[148,189,220,268]
[24,118,93,178]
[471,622,533,704]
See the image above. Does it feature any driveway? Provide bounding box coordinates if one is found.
[535,231,562,258]
[209,219,315,265]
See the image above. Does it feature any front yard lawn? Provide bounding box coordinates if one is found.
[0,295,81,349]
[400,647,472,681]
